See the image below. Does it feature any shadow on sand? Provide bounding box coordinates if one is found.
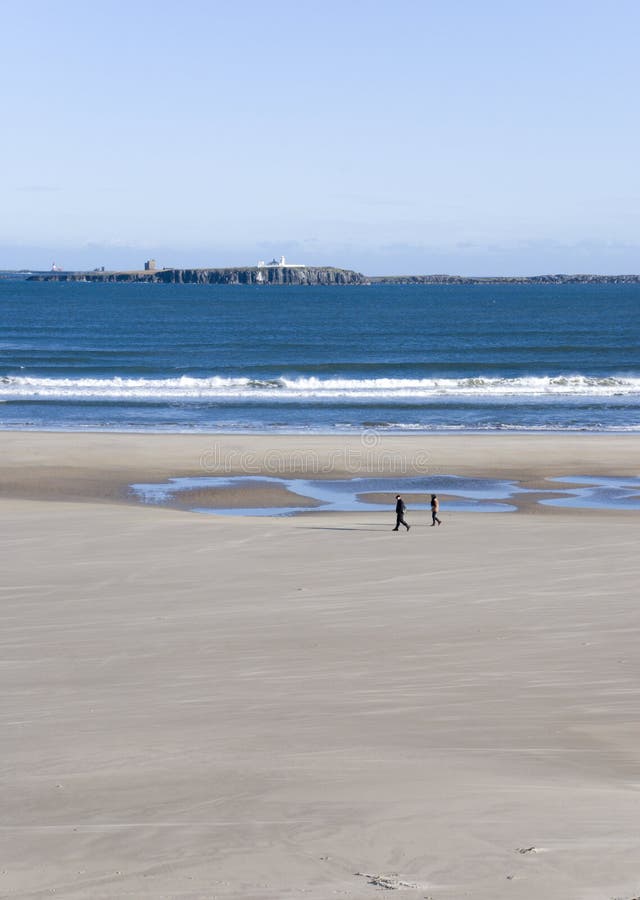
[297,524,403,531]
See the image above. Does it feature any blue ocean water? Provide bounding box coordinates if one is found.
[1,280,639,432]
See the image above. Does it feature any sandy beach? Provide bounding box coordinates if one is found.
[2,432,640,899]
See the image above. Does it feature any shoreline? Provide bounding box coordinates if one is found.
[2,424,640,434]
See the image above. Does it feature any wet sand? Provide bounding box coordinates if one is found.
[1,430,640,503]
[2,432,640,899]
[157,484,324,511]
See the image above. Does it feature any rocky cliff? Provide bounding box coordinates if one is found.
[28,267,366,285]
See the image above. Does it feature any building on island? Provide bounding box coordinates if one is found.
[144,259,157,271]
[256,255,304,269]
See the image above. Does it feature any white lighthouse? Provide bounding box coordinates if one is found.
[257,254,304,269]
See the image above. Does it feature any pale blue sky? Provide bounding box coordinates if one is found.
[2,0,639,274]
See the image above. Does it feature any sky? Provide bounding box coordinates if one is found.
[2,0,639,275]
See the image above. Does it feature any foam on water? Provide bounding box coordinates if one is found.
[2,373,640,402]
[2,281,640,431]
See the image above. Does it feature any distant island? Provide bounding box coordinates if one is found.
[26,268,640,285]
[18,254,640,286]
[27,266,363,285]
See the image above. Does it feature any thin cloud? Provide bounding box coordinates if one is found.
[16,185,61,193]
[334,194,413,208]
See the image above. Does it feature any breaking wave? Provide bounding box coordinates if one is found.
[1,374,640,401]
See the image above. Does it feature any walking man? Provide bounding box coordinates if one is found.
[393,494,410,531]
[431,494,442,526]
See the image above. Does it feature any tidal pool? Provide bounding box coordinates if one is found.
[130,474,640,516]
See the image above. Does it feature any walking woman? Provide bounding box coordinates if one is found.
[431,494,442,526]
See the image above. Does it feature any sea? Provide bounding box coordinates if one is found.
[1,280,639,433]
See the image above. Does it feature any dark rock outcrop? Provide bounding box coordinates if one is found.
[368,273,640,285]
